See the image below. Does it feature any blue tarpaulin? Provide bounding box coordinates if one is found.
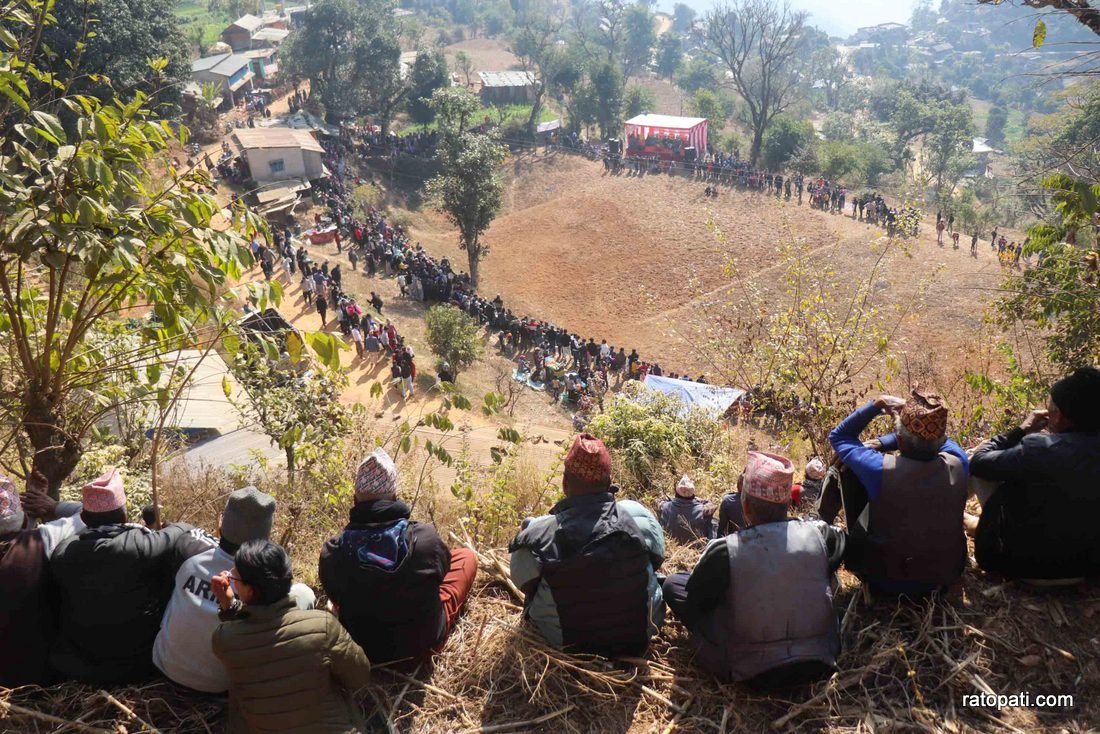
[642,375,745,419]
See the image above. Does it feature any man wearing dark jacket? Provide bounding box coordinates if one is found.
[0,473,84,687]
[968,367,1100,580]
[509,434,665,656]
[49,469,210,684]
[664,452,845,687]
[319,448,476,667]
[657,475,715,544]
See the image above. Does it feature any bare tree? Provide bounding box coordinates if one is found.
[977,0,1100,37]
[513,0,567,136]
[703,0,808,165]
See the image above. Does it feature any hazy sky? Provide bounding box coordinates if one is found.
[657,0,920,38]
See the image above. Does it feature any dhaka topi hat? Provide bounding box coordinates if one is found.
[221,486,276,546]
[82,468,125,513]
[743,451,795,505]
[355,447,398,501]
[563,433,613,495]
[899,389,949,441]
[805,458,826,481]
[675,474,696,498]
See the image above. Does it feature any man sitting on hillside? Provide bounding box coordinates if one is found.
[657,475,715,544]
[319,448,477,668]
[967,367,1100,581]
[663,451,845,687]
[49,469,211,684]
[823,390,969,595]
[509,434,665,656]
[0,472,85,686]
[153,487,315,693]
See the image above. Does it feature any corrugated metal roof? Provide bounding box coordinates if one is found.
[252,27,290,42]
[478,71,537,88]
[192,52,252,77]
[232,128,324,153]
[229,14,264,32]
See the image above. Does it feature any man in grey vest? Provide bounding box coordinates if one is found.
[657,474,715,544]
[663,451,845,687]
[823,390,969,595]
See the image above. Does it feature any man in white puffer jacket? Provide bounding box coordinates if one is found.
[153,486,314,693]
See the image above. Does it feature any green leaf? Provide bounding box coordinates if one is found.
[1032,20,1046,48]
[222,375,232,399]
[286,331,303,364]
[304,331,344,370]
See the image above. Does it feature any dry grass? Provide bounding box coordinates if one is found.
[6,525,1098,733]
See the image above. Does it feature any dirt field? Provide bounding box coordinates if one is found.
[442,37,522,75]
[403,151,1006,385]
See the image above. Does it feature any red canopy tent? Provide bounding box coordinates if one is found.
[624,114,708,160]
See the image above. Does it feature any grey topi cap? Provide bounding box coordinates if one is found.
[220,486,276,546]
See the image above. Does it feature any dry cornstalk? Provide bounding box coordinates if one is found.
[0,699,118,734]
[460,703,575,734]
[660,695,695,734]
[100,689,162,734]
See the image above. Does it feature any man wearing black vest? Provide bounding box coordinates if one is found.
[663,451,845,687]
[967,367,1100,581]
[823,390,969,595]
[509,434,665,656]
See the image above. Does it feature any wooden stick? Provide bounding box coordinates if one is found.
[718,702,734,734]
[389,663,420,719]
[100,690,162,734]
[660,695,695,734]
[378,669,459,701]
[771,673,862,729]
[641,685,684,714]
[447,530,524,603]
[0,700,117,734]
[463,704,575,734]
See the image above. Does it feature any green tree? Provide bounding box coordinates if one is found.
[0,6,258,494]
[407,48,451,124]
[689,88,725,125]
[761,114,816,170]
[454,50,475,85]
[985,105,1009,146]
[280,0,402,124]
[655,32,684,80]
[231,344,350,487]
[675,55,719,93]
[672,2,696,33]
[429,85,482,133]
[811,45,849,111]
[424,305,483,377]
[704,0,809,165]
[918,101,975,194]
[622,3,657,76]
[428,87,507,288]
[41,0,190,109]
[623,84,656,117]
[589,59,625,138]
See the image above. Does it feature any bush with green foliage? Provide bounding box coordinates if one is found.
[816,140,893,186]
[424,305,483,377]
[586,383,723,496]
[761,115,816,170]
